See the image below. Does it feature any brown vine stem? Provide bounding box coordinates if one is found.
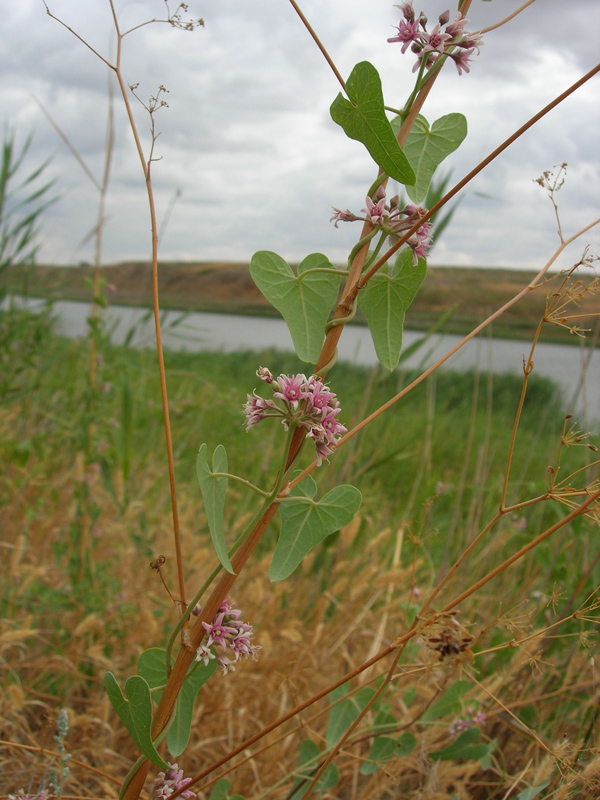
[311,1,473,376]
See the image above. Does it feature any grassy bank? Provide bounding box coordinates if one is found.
[2,309,599,798]
[7,261,600,344]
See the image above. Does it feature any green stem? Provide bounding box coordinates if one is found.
[211,472,270,497]
[362,231,388,272]
[399,57,429,121]
[297,267,349,279]
[366,173,388,199]
[347,230,378,271]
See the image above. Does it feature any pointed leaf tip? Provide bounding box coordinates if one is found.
[331,61,415,186]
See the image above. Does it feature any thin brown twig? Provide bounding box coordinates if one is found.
[106,0,186,612]
[477,0,538,35]
[286,0,346,91]
[0,739,121,785]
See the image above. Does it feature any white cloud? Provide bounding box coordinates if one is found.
[3,0,599,270]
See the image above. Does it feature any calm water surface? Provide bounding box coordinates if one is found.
[10,297,600,418]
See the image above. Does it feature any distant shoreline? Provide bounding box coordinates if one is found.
[5,261,599,345]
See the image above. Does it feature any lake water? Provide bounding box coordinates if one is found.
[7,296,600,419]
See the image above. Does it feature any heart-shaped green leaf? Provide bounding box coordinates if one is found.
[249,251,340,364]
[104,672,168,768]
[392,113,467,203]
[331,62,415,186]
[358,248,427,371]
[137,647,218,757]
[269,476,361,581]
[197,443,233,574]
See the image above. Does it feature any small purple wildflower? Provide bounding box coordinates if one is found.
[152,764,196,800]
[449,706,487,737]
[273,373,307,409]
[9,794,49,800]
[256,366,274,384]
[195,597,261,677]
[362,195,389,225]
[330,188,431,265]
[389,2,483,76]
[202,612,239,649]
[244,371,346,466]
[387,18,422,52]
[243,392,280,431]
[330,207,360,227]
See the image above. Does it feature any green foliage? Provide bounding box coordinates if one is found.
[0,129,56,292]
[249,251,341,364]
[103,672,168,768]
[421,680,472,722]
[331,62,415,186]
[137,647,218,756]
[325,684,376,746]
[360,710,416,775]
[197,443,233,573]
[358,248,427,370]
[208,778,244,800]
[289,739,339,799]
[392,113,467,203]
[515,782,551,800]
[269,475,362,581]
[429,727,496,766]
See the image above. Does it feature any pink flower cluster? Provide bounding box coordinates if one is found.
[331,188,431,266]
[195,597,260,676]
[449,706,487,737]
[152,764,196,800]
[388,2,483,75]
[244,368,347,466]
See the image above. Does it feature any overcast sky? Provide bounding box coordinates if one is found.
[4,0,600,271]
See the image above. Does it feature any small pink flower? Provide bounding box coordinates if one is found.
[450,47,474,75]
[152,764,196,800]
[195,644,215,667]
[387,19,421,52]
[256,366,274,383]
[273,374,307,409]
[444,12,469,39]
[202,612,238,649]
[422,24,450,54]
[330,207,359,227]
[362,196,389,225]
